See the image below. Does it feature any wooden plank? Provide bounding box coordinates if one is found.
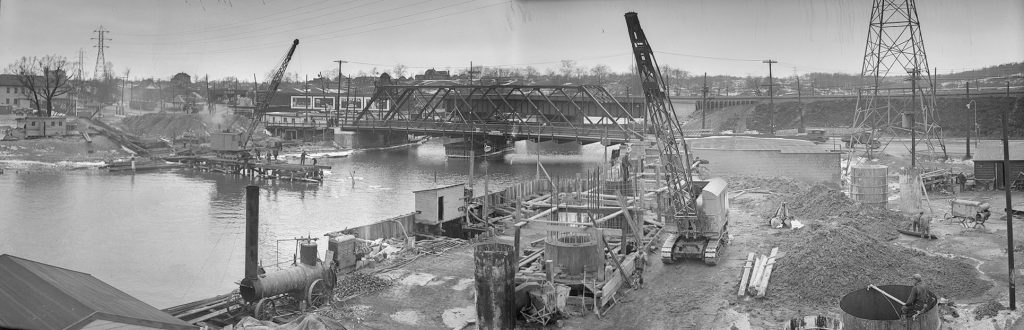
[600,253,635,306]
[755,248,779,298]
[616,191,645,247]
[524,221,594,234]
[599,229,633,290]
[737,252,756,296]
[747,255,766,295]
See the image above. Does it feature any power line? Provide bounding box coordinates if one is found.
[118,0,337,37]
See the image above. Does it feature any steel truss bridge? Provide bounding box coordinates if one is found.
[340,84,650,144]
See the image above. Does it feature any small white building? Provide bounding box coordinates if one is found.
[16,116,67,137]
[413,183,466,225]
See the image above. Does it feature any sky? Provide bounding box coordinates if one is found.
[1,0,1021,80]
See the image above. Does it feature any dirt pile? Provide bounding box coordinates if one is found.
[334,273,395,299]
[762,184,908,240]
[120,113,228,139]
[769,224,991,308]
[727,175,806,193]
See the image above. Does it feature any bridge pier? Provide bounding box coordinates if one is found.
[522,140,583,155]
[334,130,409,149]
[444,135,512,158]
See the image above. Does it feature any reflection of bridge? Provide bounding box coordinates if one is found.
[338,84,649,148]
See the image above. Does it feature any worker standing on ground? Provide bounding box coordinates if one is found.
[919,212,931,239]
[957,172,967,192]
[911,211,924,233]
[633,251,648,289]
[902,274,931,319]
[300,151,307,165]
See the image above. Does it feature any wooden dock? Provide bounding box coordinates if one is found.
[166,156,330,182]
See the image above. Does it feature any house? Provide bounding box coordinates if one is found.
[0,74,34,109]
[973,144,1024,190]
[414,68,451,81]
[15,116,67,137]
[0,254,196,330]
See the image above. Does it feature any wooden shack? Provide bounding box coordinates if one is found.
[413,183,466,225]
[973,145,1024,190]
[16,116,67,138]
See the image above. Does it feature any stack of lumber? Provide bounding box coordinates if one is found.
[738,247,779,298]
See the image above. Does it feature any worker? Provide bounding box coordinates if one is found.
[911,211,924,232]
[254,148,261,161]
[957,172,967,192]
[633,251,649,289]
[919,213,931,239]
[312,157,318,167]
[902,274,932,319]
[300,151,307,165]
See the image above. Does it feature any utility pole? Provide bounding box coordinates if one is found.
[205,75,211,114]
[763,59,777,135]
[334,60,347,124]
[797,75,804,133]
[120,71,128,115]
[468,61,480,86]
[1004,97,1017,310]
[701,73,708,129]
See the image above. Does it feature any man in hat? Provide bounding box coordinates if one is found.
[633,251,649,289]
[903,274,931,319]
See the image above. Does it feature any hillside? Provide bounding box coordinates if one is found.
[735,95,1023,137]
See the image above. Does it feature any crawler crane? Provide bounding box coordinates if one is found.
[625,12,730,265]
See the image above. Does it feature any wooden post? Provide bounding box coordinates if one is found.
[513,221,527,262]
[474,243,516,330]
[545,259,554,284]
[738,252,755,296]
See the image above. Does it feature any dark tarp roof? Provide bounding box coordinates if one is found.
[0,254,195,330]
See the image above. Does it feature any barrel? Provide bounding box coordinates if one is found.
[474,243,516,330]
[840,285,938,329]
[300,242,318,266]
[850,165,888,207]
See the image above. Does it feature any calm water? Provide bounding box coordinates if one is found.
[0,139,608,308]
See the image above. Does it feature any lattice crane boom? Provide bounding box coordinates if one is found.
[624,12,696,218]
[242,39,299,149]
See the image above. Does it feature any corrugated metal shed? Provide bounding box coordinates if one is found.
[0,254,195,330]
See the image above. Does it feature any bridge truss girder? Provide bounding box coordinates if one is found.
[354,84,643,137]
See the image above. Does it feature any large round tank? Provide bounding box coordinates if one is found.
[240,262,334,302]
[544,233,602,276]
[850,165,888,207]
[839,285,938,329]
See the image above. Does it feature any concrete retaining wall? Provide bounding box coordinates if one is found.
[335,130,409,149]
[691,148,841,183]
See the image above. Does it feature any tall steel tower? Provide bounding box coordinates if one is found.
[92,26,110,80]
[852,0,943,156]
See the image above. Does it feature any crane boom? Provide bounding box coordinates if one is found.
[242,39,299,149]
[624,12,695,218]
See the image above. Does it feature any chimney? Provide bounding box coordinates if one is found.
[244,185,259,280]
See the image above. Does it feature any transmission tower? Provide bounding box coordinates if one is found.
[92,26,110,80]
[852,0,944,156]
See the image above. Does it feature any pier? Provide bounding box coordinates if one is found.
[166,156,330,182]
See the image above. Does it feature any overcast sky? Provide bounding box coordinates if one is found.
[1,0,1021,80]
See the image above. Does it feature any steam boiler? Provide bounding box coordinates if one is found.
[239,185,337,320]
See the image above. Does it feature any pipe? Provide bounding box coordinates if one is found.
[245,185,259,280]
[868,284,906,306]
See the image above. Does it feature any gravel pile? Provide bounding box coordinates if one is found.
[334,273,395,299]
[768,224,991,307]
[973,300,1005,320]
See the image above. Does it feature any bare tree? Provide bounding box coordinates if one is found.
[392,64,408,79]
[590,64,610,84]
[6,55,75,117]
[559,60,577,83]
[523,66,540,80]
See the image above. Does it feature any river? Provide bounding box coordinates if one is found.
[0,139,611,309]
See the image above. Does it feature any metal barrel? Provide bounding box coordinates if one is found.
[839,285,938,329]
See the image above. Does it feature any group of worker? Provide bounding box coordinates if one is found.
[911,211,932,238]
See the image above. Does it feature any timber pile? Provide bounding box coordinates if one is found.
[769,224,990,307]
[416,237,468,255]
[737,248,779,298]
